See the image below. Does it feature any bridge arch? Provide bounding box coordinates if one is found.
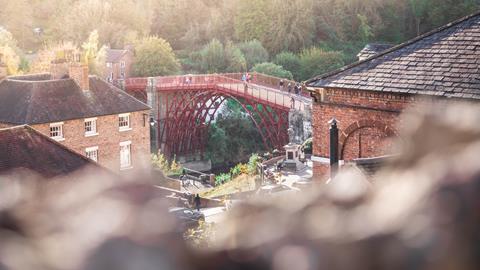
[125,73,310,159]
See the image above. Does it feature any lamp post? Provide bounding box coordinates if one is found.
[329,118,339,178]
[150,117,158,153]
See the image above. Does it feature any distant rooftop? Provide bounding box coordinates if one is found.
[0,125,100,177]
[307,11,480,100]
[106,49,130,63]
[357,43,393,61]
[0,75,150,125]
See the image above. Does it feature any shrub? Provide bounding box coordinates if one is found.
[250,62,293,80]
[273,51,301,80]
[215,173,231,185]
[247,153,261,175]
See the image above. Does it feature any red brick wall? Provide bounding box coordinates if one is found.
[31,110,150,173]
[311,88,416,180]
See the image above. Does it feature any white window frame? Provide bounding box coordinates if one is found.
[85,146,99,162]
[118,113,131,131]
[106,62,112,68]
[49,122,64,141]
[119,141,132,169]
[84,117,98,137]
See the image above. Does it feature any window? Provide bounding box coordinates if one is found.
[49,122,64,141]
[84,118,98,136]
[120,141,132,169]
[85,146,98,162]
[120,61,126,68]
[119,113,131,131]
[106,62,112,68]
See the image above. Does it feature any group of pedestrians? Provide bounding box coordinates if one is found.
[280,79,302,95]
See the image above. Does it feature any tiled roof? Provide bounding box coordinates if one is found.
[0,125,99,177]
[357,43,393,60]
[0,74,150,125]
[106,49,128,63]
[307,11,480,100]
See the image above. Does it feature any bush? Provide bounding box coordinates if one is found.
[215,173,231,185]
[251,62,293,80]
[133,36,180,77]
[298,47,345,81]
[247,154,261,175]
[230,163,248,178]
[273,51,301,80]
[238,40,269,69]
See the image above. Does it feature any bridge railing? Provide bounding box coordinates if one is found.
[126,74,311,111]
[214,74,309,111]
[222,72,310,98]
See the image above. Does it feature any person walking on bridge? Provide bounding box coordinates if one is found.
[279,79,284,91]
[287,82,292,94]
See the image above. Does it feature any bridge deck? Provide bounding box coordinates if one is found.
[125,73,312,112]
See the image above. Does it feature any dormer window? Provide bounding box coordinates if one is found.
[120,61,126,68]
[85,117,98,137]
[50,122,64,141]
[119,113,131,131]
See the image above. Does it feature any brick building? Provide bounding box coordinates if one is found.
[105,47,134,86]
[0,62,151,173]
[306,12,480,180]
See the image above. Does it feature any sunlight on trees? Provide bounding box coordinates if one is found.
[133,36,180,77]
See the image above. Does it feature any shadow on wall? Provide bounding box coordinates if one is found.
[1,102,480,269]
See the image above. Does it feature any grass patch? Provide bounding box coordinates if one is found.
[202,174,256,198]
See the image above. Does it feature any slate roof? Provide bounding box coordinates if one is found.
[0,125,99,178]
[307,11,480,100]
[106,49,129,63]
[357,43,393,60]
[0,74,150,125]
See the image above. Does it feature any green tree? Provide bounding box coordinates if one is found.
[133,36,180,77]
[251,62,293,80]
[263,0,316,53]
[199,39,226,73]
[409,0,429,36]
[81,30,107,76]
[233,0,270,42]
[237,40,269,69]
[225,41,247,72]
[273,52,301,80]
[299,47,345,81]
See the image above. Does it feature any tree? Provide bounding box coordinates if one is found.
[0,28,21,75]
[233,0,270,42]
[409,0,429,36]
[199,39,226,73]
[299,47,345,81]
[132,36,180,77]
[81,30,107,76]
[251,62,293,80]
[273,52,301,80]
[262,0,316,53]
[237,40,269,69]
[225,42,247,72]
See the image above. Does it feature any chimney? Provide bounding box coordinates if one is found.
[69,62,89,91]
[50,49,71,79]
